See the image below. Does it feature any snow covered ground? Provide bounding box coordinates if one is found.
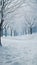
[0,33,37,65]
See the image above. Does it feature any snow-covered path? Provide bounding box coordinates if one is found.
[0,34,37,65]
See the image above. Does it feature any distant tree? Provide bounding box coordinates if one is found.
[24,15,37,34]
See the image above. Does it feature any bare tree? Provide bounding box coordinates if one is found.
[0,0,4,46]
[24,15,37,34]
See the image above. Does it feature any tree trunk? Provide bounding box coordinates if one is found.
[0,26,2,46]
[11,29,12,36]
[5,27,7,36]
[30,27,32,34]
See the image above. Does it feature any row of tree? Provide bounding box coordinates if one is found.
[0,0,37,46]
[0,0,26,45]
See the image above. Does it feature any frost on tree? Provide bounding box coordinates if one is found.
[0,0,26,45]
[24,0,37,34]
